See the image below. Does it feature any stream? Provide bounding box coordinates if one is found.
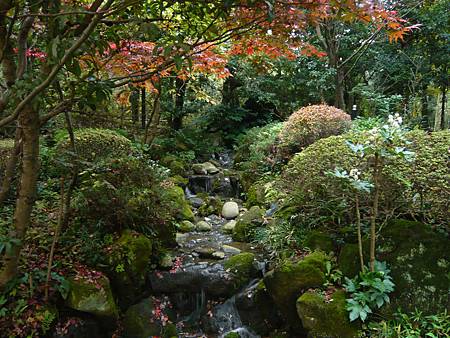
[148,154,264,337]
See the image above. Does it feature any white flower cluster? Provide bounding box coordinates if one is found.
[388,113,403,128]
[349,168,361,180]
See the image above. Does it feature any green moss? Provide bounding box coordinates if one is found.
[165,185,194,222]
[197,196,223,217]
[379,219,450,314]
[339,219,450,314]
[223,333,240,338]
[304,230,334,253]
[123,298,164,338]
[264,251,328,330]
[178,220,195,233]
[161,156,188,176]
[232,206,265,242]
[56,128,132,165]
[66,275,117,318]
[107,231,152,307]
[296,290,358,338]
[245,182,266,208]
[224,253,256,290]
[170,175,188,187]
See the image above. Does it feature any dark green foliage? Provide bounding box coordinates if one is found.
[0,139,14,175]
[280,129,450,230]
[73,156,176,242]
[234,122,283,190]
[344,261,395,322]
[368,309,450,337]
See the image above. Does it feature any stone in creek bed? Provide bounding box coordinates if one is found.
[222,201,239,219]
[196,221,212,232]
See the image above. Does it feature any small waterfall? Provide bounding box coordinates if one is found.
[212,296,259,338]
[185,186,196,198]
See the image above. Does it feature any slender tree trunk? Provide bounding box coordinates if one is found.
[172,77,187,130]
[130,87,139,124]
[0,106,40,288]
[141,87,146,129]
[370,153,380,272]
[45,178,65,302]
[335,67,346,110]
[0,130,21,205]
[355,194,364,271]
[145,95,161,145]
[441,85,447,130]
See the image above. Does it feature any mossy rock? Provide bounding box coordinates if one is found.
[165,185,194,222]
[379,219,450,314]
[223,333,240,338]
[304,230,334,253]
[264,251,329,331]
[223,253,257,290]
[339,219,450,314]
[235,279,284,335]
[160,155,188,176]
[245,181,267,208]
[178,220,195,233]
[106,231,152,307]
[123,297,177,338]
[232,206,265,242]
[66,274,118,318]
[197,196,223,217]
[296,290,358,338]
[170,175,189,187]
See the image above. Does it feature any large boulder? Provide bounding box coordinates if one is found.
[304,230,334,253]
[264,251,328,331]
[223,253,258,290]
[165,185,195,223]
[197,196,223,217]
[222,201,239,219]
[123,297,177,338]
[235,280,284,335]
[106,231,152,308]
[339,219,450,314]
[232,206,265,242]
[66,274,118,318]
[296,290,358,338]
[192,162,219,175]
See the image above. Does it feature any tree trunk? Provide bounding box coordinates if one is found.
[441,85,447,129]
[0,105,40,288]
[130,87,139,124]
[141,87,146,129]
[355,194,364,271]
[0,130,21,205]
[370,153,380,272]
[335,66,346,110]
[171,77,187,130]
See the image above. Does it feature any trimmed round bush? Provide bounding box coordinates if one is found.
[55,128,133,164]
[278,104,351,158]
[279,129,449,230]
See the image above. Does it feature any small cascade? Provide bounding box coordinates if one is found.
[205,296,259,338]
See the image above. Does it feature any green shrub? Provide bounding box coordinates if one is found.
[55,128,133,165]
[278,104,351,159]
[234,122,283,189]
[279,129,449,230]
[0,139,14,174]
[73,156,176,243]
